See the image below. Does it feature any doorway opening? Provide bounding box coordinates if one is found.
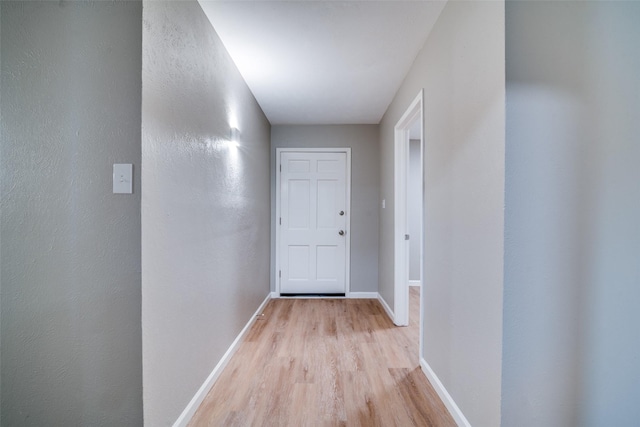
[393,90,424,347]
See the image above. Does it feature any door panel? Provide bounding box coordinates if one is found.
[280,151,347,294]
[288,160,310,173]
[317,180,338,229]
[288,180,310,229]
[316,246,338,280]
[317,159,340,172]
[288,246,309,280]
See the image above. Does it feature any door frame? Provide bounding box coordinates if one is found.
[275,148,352,297]
[394,90,424,328]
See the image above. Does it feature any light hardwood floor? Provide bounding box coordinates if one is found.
[189,287,455,426]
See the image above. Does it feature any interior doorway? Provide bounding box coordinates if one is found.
[393,90,424,336]
[408,119,423,290]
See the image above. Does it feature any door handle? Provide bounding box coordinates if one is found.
[339,210,345,216]
[339,230,345,236]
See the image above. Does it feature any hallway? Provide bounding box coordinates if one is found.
[4,1,639,425]
[189,289,454,426]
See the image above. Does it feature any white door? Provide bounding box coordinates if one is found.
[279,151,349,295]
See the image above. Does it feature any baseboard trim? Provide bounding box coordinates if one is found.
[409,280,421,287]
[348,292,378,299]
[173,293,272,427]
[377,294,395,323]
[419,358,471,427]
[270,291,279,298]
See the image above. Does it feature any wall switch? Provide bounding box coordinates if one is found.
[113,164,133,194]
[382,199,386,209]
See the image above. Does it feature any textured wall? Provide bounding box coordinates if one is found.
[503,2,640,426]
[270,125,380,293]
[0,4,3,414]
[378,2,505,426]
[141,1,271,425]
[1,1,142,425]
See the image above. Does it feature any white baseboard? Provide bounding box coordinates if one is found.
[419,358,471,427]
[270,291,279,298]
[409,280,421,287]
[348,292,378,299]
[377,294,395,323]
[173,293,272,427]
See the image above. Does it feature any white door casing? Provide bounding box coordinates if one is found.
[394,90,424,330]
[276,149,351,295]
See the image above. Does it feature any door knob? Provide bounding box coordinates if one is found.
[339,230,345,236]
[339,210,345,216]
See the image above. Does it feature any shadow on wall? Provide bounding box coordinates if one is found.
[503,2,640,426]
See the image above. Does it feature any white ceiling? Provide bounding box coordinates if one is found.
[199,1,445,125]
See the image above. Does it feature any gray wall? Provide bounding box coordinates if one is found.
[379,2,505,426]
[0,4,3,413]
[141,1,271,425]
[271,125,379,293]
[1,2,142,425]
[408,139,421,281]
[503,2,640,426]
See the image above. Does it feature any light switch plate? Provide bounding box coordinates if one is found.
[113,164,133,194]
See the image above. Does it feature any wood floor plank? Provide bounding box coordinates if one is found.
[189,289,456,427]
